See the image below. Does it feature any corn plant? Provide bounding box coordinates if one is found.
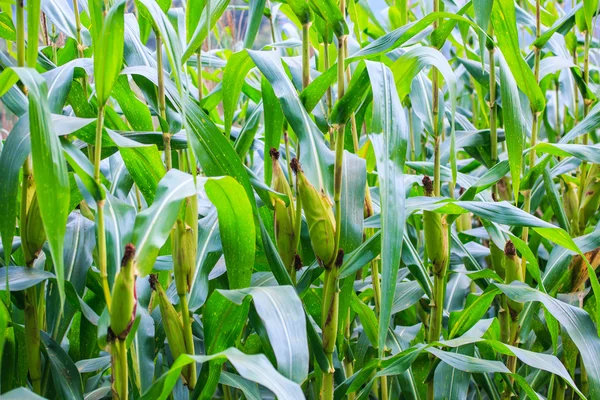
[1,0,600,398]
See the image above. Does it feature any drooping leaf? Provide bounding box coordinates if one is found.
[205,176,255,289]
[249,50,334,194]
[218,286,309,383]
[133,169,196,276]
[140,348,304,400]
[497,282,600,398]
[40,331,84,400]
[491,0,545,112]
[0,267,55,291]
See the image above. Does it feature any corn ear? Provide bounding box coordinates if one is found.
[21,193,46,264]
[579,165,600,234]
[562,180,579,235]
[503,240,523,316]
[110,244,137,339]
[422,176,448,276]
[456,187,473,232]
[173,197,198,296]
[291,159,336,267]
[150,275,186,357]
[270,148,295,202]
[270,149,296,271]
[488,240,505,280]
[150,275,192,384]
[273,198,296,270]
[456,188,471,233]
[456,211,472,233]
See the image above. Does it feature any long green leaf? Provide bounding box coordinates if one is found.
[491,0,545,112]
[205,176,255,289]
[0,68,70,308]
[91,0,126,105]
[497,52,525,202]
[365,61,408,356]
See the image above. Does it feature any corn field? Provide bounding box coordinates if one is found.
[1,0,600,398]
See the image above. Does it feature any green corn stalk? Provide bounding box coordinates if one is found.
[302,22,311,90]
[579,28,592,205]
[427,26,451,386]
[111,337,128,400]
[72,0,88,99]
[95,103,111,310]
[156,34,171,171]
[17,6,42,392]
[431,0,441,199]
[488,26,498,197]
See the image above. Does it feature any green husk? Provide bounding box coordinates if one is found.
[110,244,137,400]
[270,149,296,275]
[422,176,448,276]
[562,180,580,236]
[579,165,600,234]
[173,197,198,297]
[150,275,194,386]
[503,240,523,316]
[110,244,137,338]
[292,159,336,267]
[489,240,505,280]
[21,194,46,264]
[456,211,472,233]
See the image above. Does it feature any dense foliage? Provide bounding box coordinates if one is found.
[1,0,600,398]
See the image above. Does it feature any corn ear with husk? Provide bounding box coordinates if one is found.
[456,188,472,233]
[150,275,194,386]
[270,148,296,273]
[488,240,505,280]
[422,176,448,276]
[579,164,600,234]
[110,243,137,339]
[456,211,472,233]
[291,158,336,267]
[21,193,46,265]
[562,179,579,236]
[503,240,524,316]
[173,197,198,297]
